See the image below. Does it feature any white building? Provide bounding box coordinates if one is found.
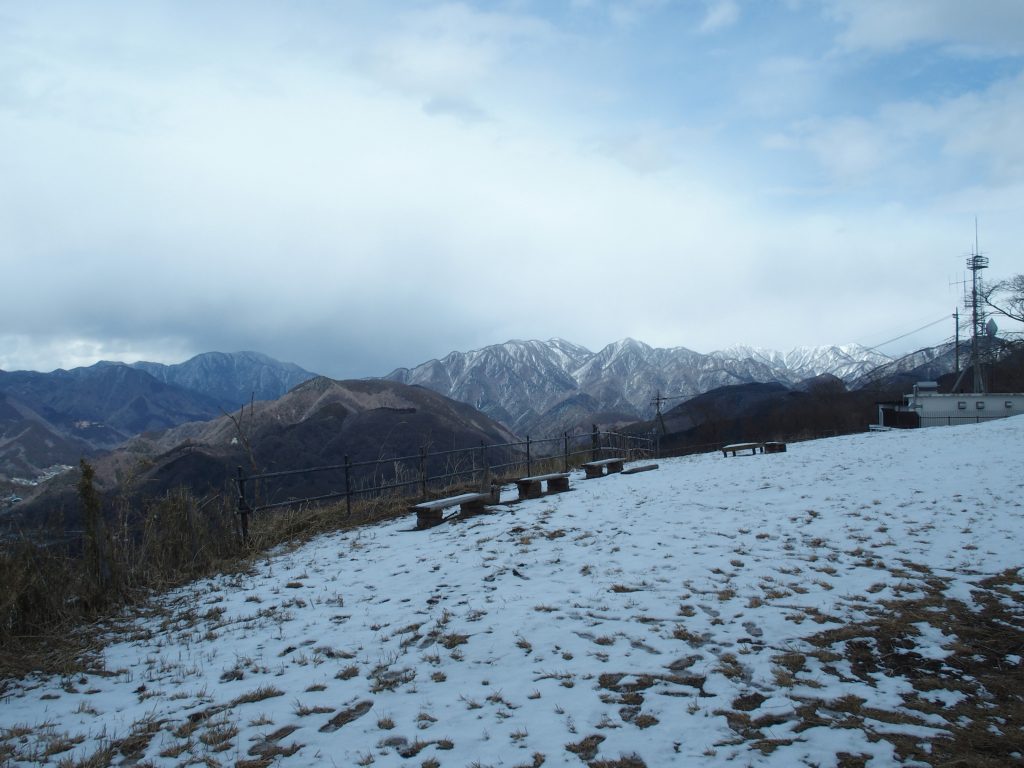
[876,381,1024,429]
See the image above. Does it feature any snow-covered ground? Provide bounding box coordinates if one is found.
[3,418,1023,767]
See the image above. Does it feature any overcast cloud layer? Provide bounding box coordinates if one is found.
[2,0,1023,378]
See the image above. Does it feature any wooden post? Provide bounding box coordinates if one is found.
[526,435,532,477]
[344,455,352,517]
[235,466,249,544]
[419,447,427,500]
[591,424,599,461]
[563,432,569,474]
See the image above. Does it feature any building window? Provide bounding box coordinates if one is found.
[976,401,985,410]
[958,401,967,410]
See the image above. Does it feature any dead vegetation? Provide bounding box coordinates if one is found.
[736,566,1024,766]
[0,460,445,678]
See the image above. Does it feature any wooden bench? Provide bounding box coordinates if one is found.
[722,442,764,457]
[581,457,625,478]
[621,463,658,475]
[410,489,498,529]
[515,472,570,500]
[763,441,787,454]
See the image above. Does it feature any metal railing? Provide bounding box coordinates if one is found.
[919,411,1017,427]
[234,427,656,539]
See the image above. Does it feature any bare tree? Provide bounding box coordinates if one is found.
[982,273,1024,325]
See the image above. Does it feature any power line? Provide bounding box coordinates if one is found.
[862,316,950,353]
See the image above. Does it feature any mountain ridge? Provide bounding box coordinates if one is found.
[0,352,317,484]
[131,351,316,411]
[384,337,897,434]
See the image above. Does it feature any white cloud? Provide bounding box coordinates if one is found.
[699,0,740,34]
[366,3,553,100]
[1,2,1022,376]
[793,116,892,181]
[739,56,823,118]
[827,0,1024,55]
[0,335,194,373]
[607,0,673,28]
[769,69,1024,193]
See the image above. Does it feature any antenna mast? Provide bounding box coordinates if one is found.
[967,220,989,393]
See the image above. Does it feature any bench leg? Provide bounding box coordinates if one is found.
[548,477,570,493]
[584,466,602,479]
[608,461,623,474]
[459,499,486,517]
[518,480,542,500]
[416,508,443,529]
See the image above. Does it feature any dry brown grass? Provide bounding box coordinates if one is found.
[439,632,469,649]
[565,734,605,761]
[0,472,434,678]
[790,567,1024,766]
[589,755,647,768]
[231,685,284,706]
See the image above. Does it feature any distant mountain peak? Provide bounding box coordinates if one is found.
[382,337,937,436]
[131,351,316,411]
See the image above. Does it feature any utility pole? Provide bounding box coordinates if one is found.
[953,308,960,374]
[649,390,693,435]
[651,390,668,435]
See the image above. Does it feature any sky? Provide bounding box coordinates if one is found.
[2,0,1024,379]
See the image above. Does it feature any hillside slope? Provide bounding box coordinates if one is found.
[0,392,99,478]
[3,417,1022,766]
[0,363,224,486]
[91,377,519,502]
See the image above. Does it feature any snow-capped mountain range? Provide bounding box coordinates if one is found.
[385,338,895,434]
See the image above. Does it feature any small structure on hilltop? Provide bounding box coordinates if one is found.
[874,231,1024,429]
[874,381,1024,429]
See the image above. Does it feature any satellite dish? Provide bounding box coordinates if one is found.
[986,318,998,337]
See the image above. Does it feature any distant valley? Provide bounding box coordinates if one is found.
[0,352,316,483]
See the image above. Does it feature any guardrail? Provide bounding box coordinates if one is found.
[919,412,1016,427]
[234,427,656,539]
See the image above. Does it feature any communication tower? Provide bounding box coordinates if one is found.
[953,222,989,393]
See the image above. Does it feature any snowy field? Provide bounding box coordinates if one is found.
[2,418,1023,767]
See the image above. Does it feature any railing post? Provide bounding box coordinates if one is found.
[235,466,250,544]
[480,440,487,487]
[591,424,599,461]
[526,435,532,477]
[344,455,352,517]
[563,432,569,473]
[419,446,427,500]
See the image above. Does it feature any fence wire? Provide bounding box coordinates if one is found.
[234,429,657,535]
